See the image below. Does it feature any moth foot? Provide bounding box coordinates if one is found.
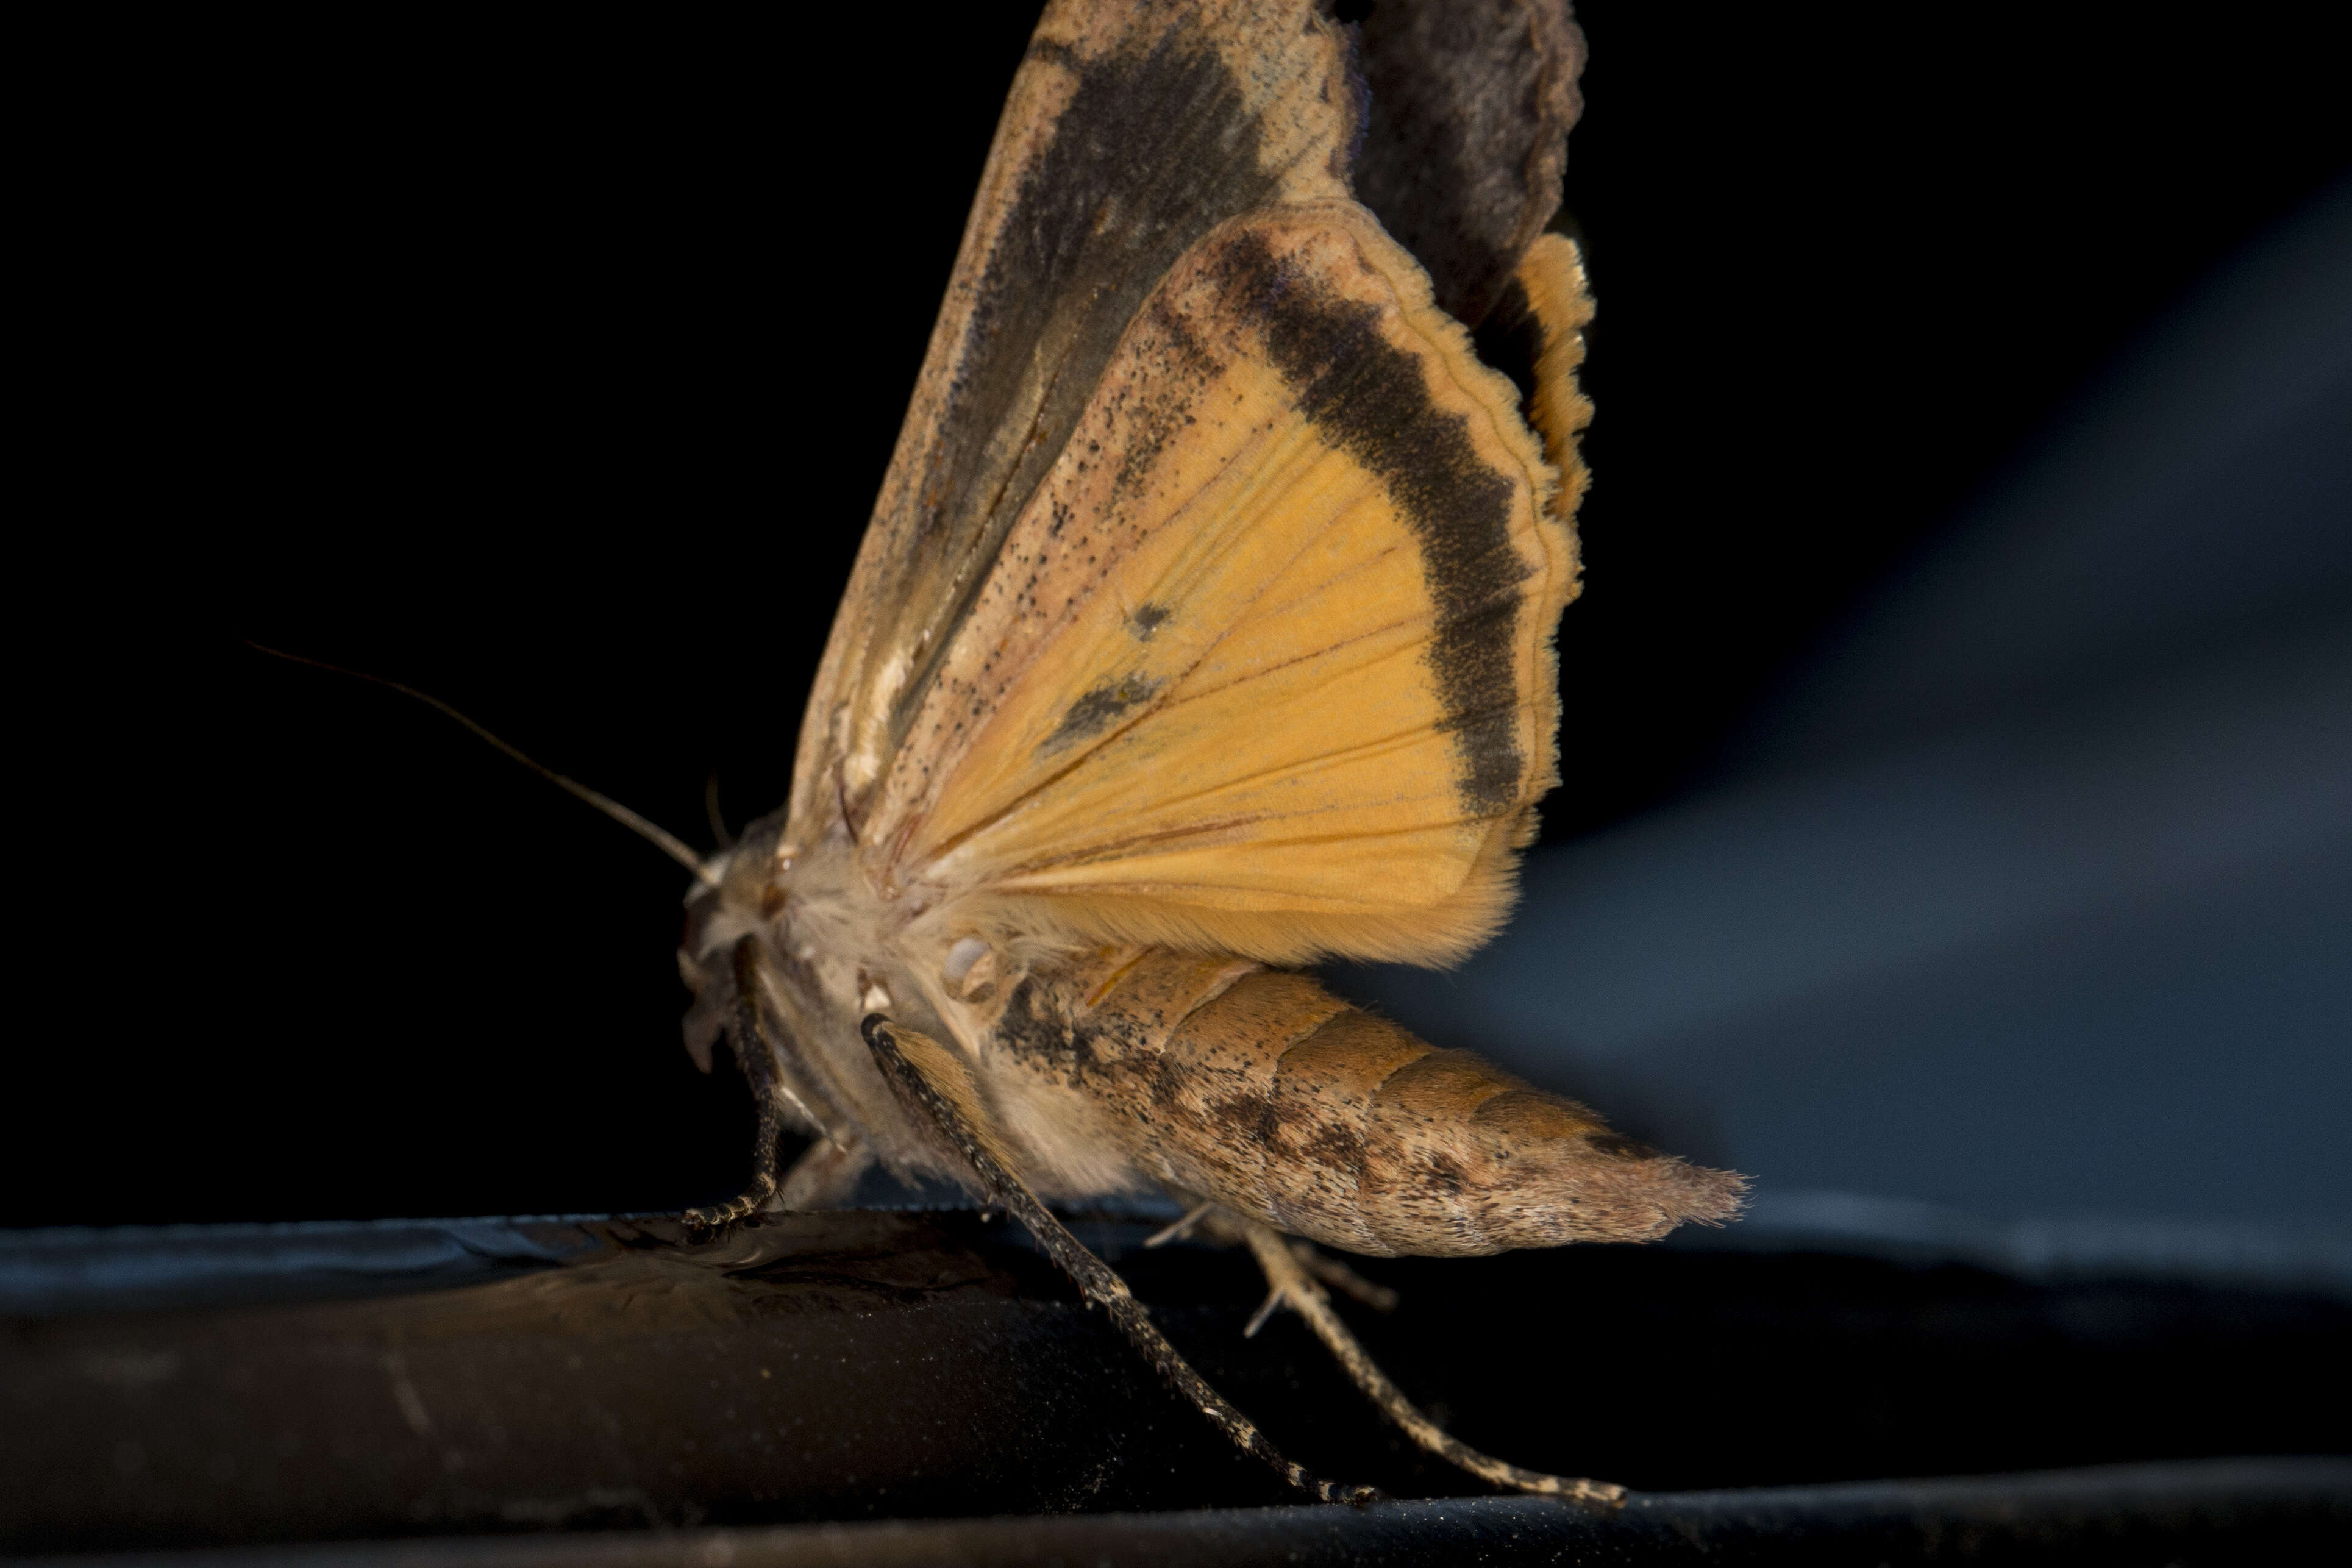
[1242,1283,1293,1338]
[1289,1239,1399,1313]
[1144,1199,1219,1248]
[680,1174,779,1238]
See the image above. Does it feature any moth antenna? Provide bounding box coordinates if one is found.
[862,1014,1380,1507]
[1234,1216,1627,1510]
[244,639,715,885]
[704,771,735,850]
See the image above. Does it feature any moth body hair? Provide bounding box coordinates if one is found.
[683,810,1158,1201]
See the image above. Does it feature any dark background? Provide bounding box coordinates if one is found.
[21,3,2351,1225]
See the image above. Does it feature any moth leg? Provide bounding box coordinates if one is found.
[1193,1210,1400,1313]
[1234,1216,1627,1509]
[1143,1199,1218,1249]
[775,1131,873,1211]
[1291,1243,1400,1313]
[683,937,795,1233]
[860,1014,1380,1507]
[1177,1206,1398,1313]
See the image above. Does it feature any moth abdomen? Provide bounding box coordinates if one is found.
[1016,947,1744,1259]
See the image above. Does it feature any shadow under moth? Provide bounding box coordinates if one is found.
[663,0,1742,1506]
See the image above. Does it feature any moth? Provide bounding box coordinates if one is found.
[666,0,1741,1505]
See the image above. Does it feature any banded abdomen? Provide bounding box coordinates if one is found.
[991,946,1744,1257]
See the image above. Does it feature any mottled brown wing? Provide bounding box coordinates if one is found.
[1352,0,1588,327]
[788,0,1359,844]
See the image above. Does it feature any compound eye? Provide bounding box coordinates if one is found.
[942,937,999,1002]
[943,936,989,983]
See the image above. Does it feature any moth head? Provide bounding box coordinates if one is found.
[679,814,800,1003]
[682,809,783,926]
[677,809,869,1076]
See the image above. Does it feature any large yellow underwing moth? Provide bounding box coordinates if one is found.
[665,0,1745,1505]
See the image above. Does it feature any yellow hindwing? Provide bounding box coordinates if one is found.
[864,204,1583,966]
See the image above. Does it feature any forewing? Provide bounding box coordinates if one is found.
[1352,0,1588,327]
[790,0,1358,843]
[867,205,1581,965]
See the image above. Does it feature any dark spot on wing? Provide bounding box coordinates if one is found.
[1043,672,1164,754]
[1211,229,1531,812]
[1129,602,1171,640]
